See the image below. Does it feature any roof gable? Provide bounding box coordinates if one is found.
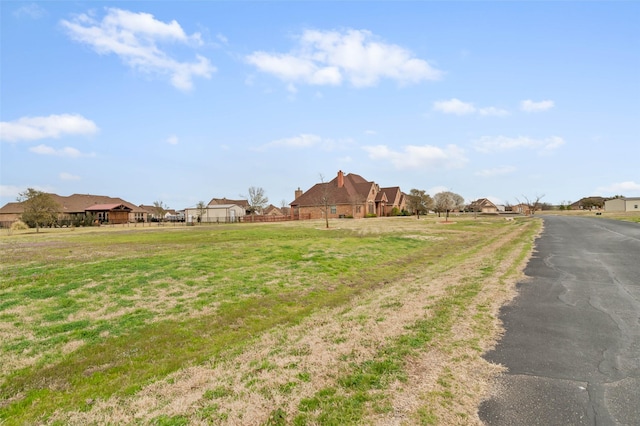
[291,172,383,207]
[85,203,132,212]
[208,198,250,208]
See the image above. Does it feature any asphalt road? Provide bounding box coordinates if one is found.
[479,216,640,425]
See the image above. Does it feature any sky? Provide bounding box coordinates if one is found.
[1,1,639,211]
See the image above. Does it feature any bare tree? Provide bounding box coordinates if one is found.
[152,201,168,221]
[315,174,334,229]
[279,199,290,217]
[406,188,433,219]
[18,188,60,232]
[516,194,545,215]
[196,201,207,223]
[244,186,269,215]
[433,191,465,222]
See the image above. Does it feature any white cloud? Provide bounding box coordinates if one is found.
[14,3,46,19]
[473,135,565,153]
[61,8,215,91]
[29,144,95,158]
[427,186,449,196]
[0,185,23,198]
[363,144,467,169]
[478,107,509,117]
[433,99,509,116]
[0,114,98,142]
[433,98,476,115]
[166,135,179,145]
[258,134,354,151]
[476,166,516,177]
[0,184,53,198]
[596,181,640,195]
[247,28,442,88]
[59,172,81,181]
[521,99,554,112]
[263,134,323,149]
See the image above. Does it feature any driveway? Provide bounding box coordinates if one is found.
[479,216,640,425]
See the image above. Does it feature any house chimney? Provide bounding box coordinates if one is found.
[337,170,344,188]
[294,187,303,200]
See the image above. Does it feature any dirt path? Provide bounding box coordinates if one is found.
[52,220,540,425]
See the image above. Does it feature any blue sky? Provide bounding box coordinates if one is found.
[1,1,639,210]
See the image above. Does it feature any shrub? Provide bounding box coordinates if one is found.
[11,220,29,230]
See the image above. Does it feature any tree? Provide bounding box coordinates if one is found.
[406,189,433,219]
[196,201,207,223]
[313,174,335,229]
[279,199,290,217]
[244,186,269,215]
[18,189,60,232]
[433,191,465,222]
[152,201,168,221]
[516,194,545,215]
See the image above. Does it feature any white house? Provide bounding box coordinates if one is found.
[604,197,640,212]
[184,204,245,223]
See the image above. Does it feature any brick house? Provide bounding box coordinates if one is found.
[467,198,498,213]
[290,170,406,220]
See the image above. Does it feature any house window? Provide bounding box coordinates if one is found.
[356,206,361,213]
[635,205,638,209]
[330,205,336,214]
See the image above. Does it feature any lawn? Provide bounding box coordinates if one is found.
[0,216,540,425]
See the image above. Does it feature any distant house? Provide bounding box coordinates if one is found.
[138,205,184,222]
[570,196,606,210]
[184,204,245,223]
[511,203,531,215]
[264,205,285,216]
[604,197,640,212]
[467,198,498,214]
[208,198,251,215]
[86,203,132,224]
[0,193,146,227]
[290,170,405,220]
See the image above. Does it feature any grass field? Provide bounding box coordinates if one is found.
[1,216,541,425]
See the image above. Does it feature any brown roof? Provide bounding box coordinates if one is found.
[0,202,27,214]
[0,193,144,215]
[469,198,497,209]
[208,198,250,208]
[264,204,284,216]
[85,203,132,212]
[291,172,378,207]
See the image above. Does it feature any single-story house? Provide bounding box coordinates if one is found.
[208,198,251,215]
[570,196,606,210]
[0,193,146,227]
[184,204,245,223]
[290,170,405,220]
[604,197,640,212]
[467,198,498,213]
[264,205,285,216]
[86,203,132,224]
[511,203,531,215]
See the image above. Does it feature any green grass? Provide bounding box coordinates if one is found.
[0,218,537,424]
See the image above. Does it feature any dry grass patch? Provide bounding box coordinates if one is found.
[47,218,540,425]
